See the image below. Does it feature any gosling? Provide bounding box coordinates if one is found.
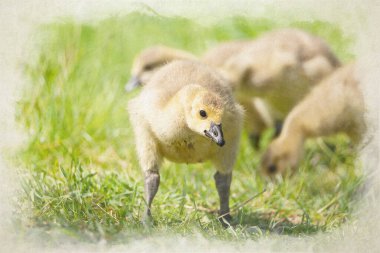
[261,63,365,177]
[221,28,341,122]
[128,60,244,224]
[125,45,197,91]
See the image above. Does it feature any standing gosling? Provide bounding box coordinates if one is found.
[128,60,244,223]
[221,28,341,120]
[261,63,366,176]
[125,45,197,91]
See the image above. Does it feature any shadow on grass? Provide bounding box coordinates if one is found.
[233,210,322,235]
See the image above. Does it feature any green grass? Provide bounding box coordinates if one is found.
[15,12,361,243]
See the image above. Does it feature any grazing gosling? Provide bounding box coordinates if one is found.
[221,28,341,120]
[128,60,244,223]
[125,45,197,91]
[261,63,366,176]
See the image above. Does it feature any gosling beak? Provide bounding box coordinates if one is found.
[204,122,225,147]
[267,164,277,174]
[125,76,141,92]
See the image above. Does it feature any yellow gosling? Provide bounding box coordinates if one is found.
[128,60,244,224]
[261,63,365,177]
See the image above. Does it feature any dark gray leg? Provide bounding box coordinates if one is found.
[249,133,261,149]
[214,171,232,226]
[274,120,283,137]
[144,169,160,219]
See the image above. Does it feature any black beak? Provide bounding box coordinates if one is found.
[125,76,141,92]
[204,122,225,147]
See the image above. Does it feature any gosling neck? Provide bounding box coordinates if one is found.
[159,87,191,132]
[278,114,306,151]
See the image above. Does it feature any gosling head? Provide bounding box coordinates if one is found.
[185,87,226,147]
[125,46,197,91]
[125,47,166,91]
[260,137,303,178]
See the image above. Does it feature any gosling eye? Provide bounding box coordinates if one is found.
[199,110,207,118]
[144,64,154,71]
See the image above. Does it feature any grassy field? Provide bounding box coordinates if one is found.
[14,12,361,243]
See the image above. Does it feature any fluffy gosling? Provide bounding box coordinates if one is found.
[128,60,244,224]
[261,63,365,177]
[125,45,197,91]
[221,28,341,120]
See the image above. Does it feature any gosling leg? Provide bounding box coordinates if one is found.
[241,99,270,149]
[129,111,162,224]
[274,120,283,137]
[214,171,232,226]
[144,169,160,219]
[249,133,261,149]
